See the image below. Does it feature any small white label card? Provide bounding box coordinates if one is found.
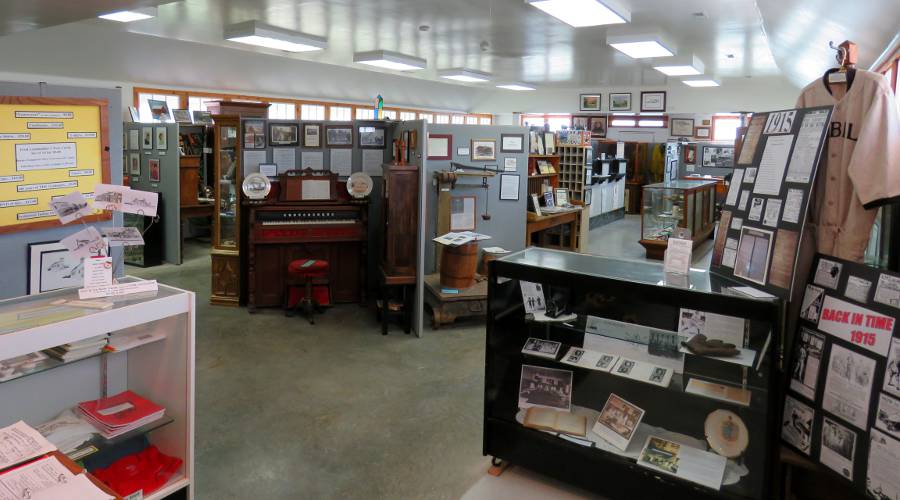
[49,190,92,224]
[121,188,159,217]
[664,237,693,275]
[79,279,159,300]
[60,226,105,260]
[101,226,145,246]
[93,184,129,211]
[83,257,113,288]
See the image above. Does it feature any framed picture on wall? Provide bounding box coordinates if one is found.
[155,126,167,150]
[28,241,84,294]
[243,119,266,149]
[149,158,161,182]
[500,134,525,153]
[269,123,299,147]
[172,109,192,124]
[471,139,496,161]
[450,196,476,231]
[580,94,601,111]
[572,116,589,131]
[426,134,452,160]
[694,126,711,139]
[325,125,353,148]
[640,91,667,112]
[358,126,386,149]
[500,174,520,201]
[683,144,697,165]
[701,146,735,168]
[670,118,694,137]
[609,93,632,112]
[302,123,322,148]
[129,153,140,176]
[589,116,608,138]
[141,127,152,149]
[147,99,170,121]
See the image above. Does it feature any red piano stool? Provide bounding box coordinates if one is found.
[284,258,331,324]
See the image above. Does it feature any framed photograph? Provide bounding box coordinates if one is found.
[148,158,160,182]
[28,241,86,294]
[609,92,632,112]
[128,106,141,122]
[471,139,496,161]
[683,144,697,164]
[172,109,192,124]
[325,125,353,148]
[141,127,152,149]
[426,134,451,160]
[192,110,212,125]
[580,93,601,111]
[243,119,266,149]
[589,116,608,138]
[147,99,170,121]
[694,126,711,139]
[593,393,645,451]
[572,116,589,131]
[358,126,386,149]
[521,337,561,359]
[500,134,524,153]
[268,122,299,147]
[670,118,695,137]
[518,364,573,411]
[128,129,139,151]
[500,173,520,201]
[640,91,667,112]
[734,226,774,285]
[702,145,735,168]
[450,196,476,231]
[300,123,321,148]
[129,153,140,176]
[409,130,418,150]
[155,126,167,150]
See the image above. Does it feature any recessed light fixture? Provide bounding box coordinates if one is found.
[682,77,721,87]
[526,0,630,27]
[496,83,536,91]
[225,21,327,52]
[353,50,427,71]
[438,68,491,83]
[652,54,704,76]
[98,7,157,22]
[606,31,675,59]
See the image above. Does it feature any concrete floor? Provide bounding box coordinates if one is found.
[126,215,712,500]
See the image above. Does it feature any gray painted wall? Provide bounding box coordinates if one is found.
[422,124,529,274]
[124,122,181,265]
[678,141,737,178]
[0,81,123,300]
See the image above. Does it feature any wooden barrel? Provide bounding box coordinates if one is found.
[440,242,478,289]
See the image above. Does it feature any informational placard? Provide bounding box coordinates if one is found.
[710,106,831,298]
[0,98,111,233]
[782,254,900,494]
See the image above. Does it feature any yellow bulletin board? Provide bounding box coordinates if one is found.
[0,97,111,234]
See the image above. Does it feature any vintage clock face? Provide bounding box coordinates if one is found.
[241,173,271,200]
[705,409,749,458]
[347,172,373,199]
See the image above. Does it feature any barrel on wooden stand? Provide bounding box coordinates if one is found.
[440,242,478,289]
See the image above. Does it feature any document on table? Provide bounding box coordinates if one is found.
[0,421,56,469]
[753,135,793,195]
[0,455,112,500]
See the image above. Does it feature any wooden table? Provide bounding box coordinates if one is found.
[526,210,579,251]
[424,273,488,329]
[180,202,214,219]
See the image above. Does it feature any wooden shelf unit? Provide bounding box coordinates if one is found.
[557,145,592,204]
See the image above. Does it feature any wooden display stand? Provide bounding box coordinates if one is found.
[379,163,419,334]
[424,274,488,329]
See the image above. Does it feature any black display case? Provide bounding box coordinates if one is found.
[485,248,784,499]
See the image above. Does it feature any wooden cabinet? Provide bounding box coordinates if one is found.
[639,179,718,259]
[210,115,241,306]
[381,163,418,281]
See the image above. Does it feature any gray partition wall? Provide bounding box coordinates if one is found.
[678,141,737,177]
[123,122,181,264]
[0,82,123,299]
[392,120,426,337]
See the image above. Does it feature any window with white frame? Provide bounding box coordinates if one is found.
[300,104,325,120]
[479,116,492,125]
[381,110,397,120]
[188,96,217,115]
[268,102,296,120]
[419,113,433,123]
[329,106,352,121]
[356,108,374,120]
[451,115,464,124]
[435,114,450,124]
[399,111,416,121]
[712,115,742,142]
[465,116,478,125]
[137,93,180,122]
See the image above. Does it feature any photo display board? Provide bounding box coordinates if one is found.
[0,97,111,233]
[782,254,900,497]
[710,106,832,299]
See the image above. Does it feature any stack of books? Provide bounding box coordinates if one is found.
[44,334,109,362]
[77,390,166,439]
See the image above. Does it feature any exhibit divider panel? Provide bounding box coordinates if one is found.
[0,82,123,299]
[678,140,739,177]
[124,122,181,265]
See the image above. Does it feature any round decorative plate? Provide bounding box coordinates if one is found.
[241,172,271,200]
[347,172,374,198]
[705,409,749,458]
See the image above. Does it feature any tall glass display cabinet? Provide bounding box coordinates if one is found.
[486,248,783,499]
[640,179,717,259]
[210,115,241,306]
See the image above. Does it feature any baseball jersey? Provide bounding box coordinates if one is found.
[796,69,900,262]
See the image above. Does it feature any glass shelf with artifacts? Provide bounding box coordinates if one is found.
[640,179,717,260]
[210,115,242,306]
[485,248,783,500]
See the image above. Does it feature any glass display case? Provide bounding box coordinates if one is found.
[640,179,717,260]
[486,248,783,500]
[211,115,241,305]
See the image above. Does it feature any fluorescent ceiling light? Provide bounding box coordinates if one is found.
[98,7,156,22]
[652,54,704,76]
[353,50,426,71]
[225,21,327,52]
[526,0,630,27]
[682,77,721,87]
[438,68,491,82]
[606,31,675,59]
[496,83,536,91]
